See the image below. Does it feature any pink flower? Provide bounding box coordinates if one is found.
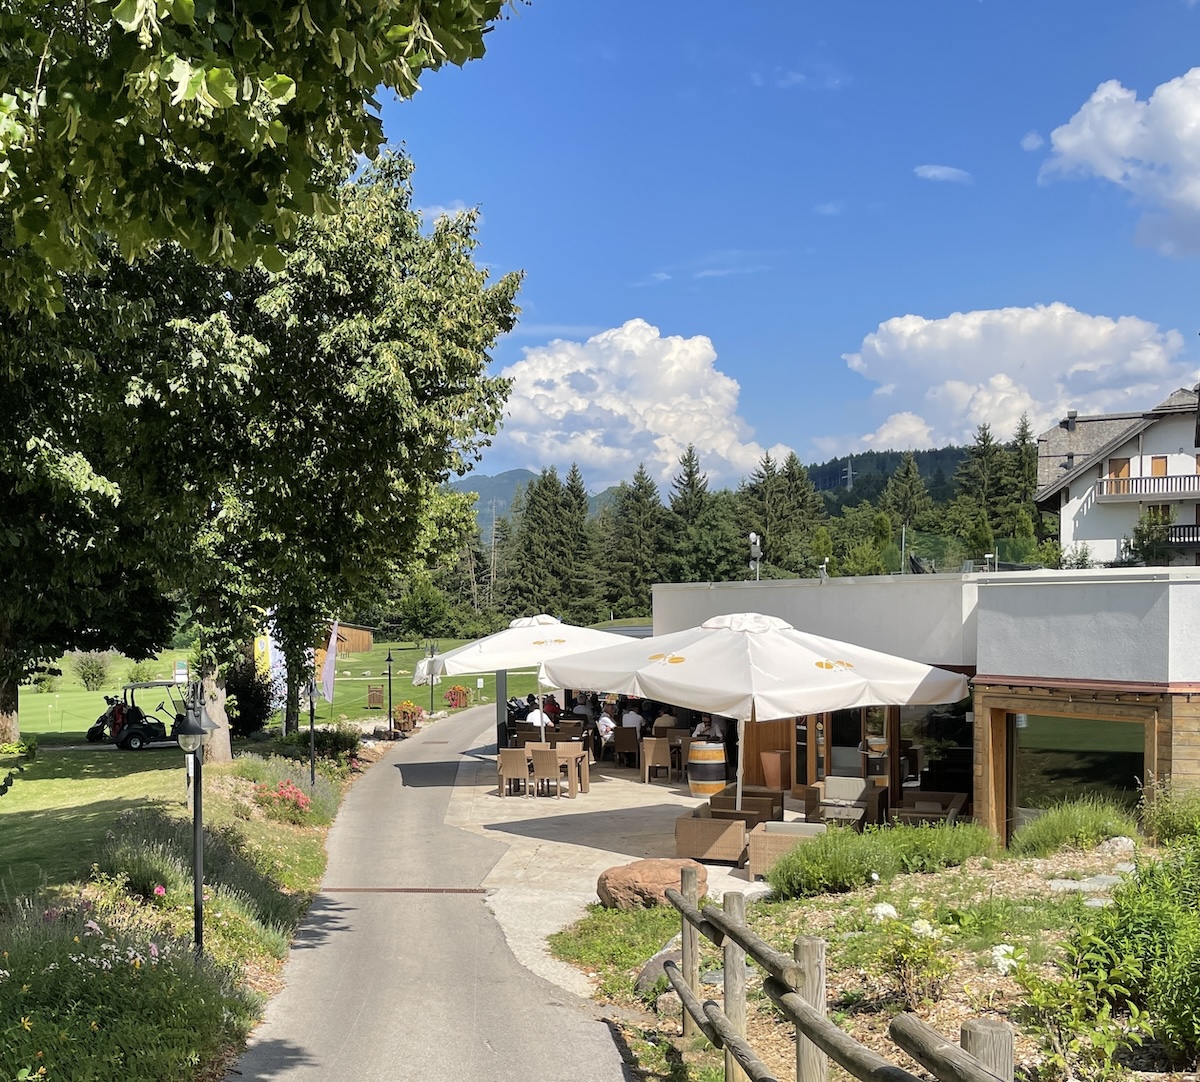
[149,943,159,959]
[153,885,166,898]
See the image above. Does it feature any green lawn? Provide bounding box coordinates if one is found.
[18,640,543,743]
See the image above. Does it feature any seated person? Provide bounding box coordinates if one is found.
[651,706,679,732]
[596,708,617,744]
[621,701,645,730]
[525,696,553,732]
[543,694,562,723]
[692,713,724,741]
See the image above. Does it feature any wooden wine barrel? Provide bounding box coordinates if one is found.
[687,741,727,797]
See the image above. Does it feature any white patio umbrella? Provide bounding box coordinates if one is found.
[541,612,969,805]
[413,615,631,735]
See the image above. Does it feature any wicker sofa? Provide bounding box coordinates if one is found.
[712,784,785,820]
[747,821,827,881]
[675,806,751,867]
[801,776,887,827]
[709,793,781,823]
[891,790,967,825]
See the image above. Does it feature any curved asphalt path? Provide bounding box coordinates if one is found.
[229,707,634,1081]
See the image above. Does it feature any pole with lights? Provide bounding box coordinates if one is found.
[385,650,394,737]
[175,685,215,955]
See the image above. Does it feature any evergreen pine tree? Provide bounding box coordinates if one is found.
[561,463,603,624]
[670,444,709,525]
[603,464,667,617]
[954,424,1010,538]
[881,451,932,527]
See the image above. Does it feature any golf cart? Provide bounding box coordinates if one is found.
[86,681,187,750]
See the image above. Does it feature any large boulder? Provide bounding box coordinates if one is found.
[597,858,708,910]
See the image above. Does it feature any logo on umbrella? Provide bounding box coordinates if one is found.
[532,638,568,647]
[816,659,855,671]
[648,652,686,665]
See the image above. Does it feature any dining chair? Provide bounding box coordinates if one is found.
[497,747,532,797]
[640,737,671,784]
[613,726,640,769]
[531,748,566,798]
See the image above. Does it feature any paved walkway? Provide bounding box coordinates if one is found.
[229,706,774,1080]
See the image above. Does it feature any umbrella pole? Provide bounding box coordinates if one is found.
[735,714,747,811]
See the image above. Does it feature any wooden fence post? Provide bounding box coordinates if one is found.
[681,866,699,1038]
[795,936,827,1082]
[724,891,748,1082]
[961,1020,1014,1082]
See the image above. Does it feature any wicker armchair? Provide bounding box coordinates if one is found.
[641,737,672,783]
[747,821,827,881]
[891,790,967,825]
[710,793,781,822]
[675,807,749,867]
[497,747,531,797]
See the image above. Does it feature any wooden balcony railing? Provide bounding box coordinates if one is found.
[1096,475,1200,499]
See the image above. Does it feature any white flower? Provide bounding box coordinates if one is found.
[911,918,937,938]
[0,969,8,980]
[992,944,1019,975]
[870,903,899,923]
[870,871,880,883]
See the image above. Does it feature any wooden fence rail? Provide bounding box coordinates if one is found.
[663,866,1015,1082]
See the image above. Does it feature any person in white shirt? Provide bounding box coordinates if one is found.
[692,714,724,741]
[525,705,553,734]
[621,702,645,731]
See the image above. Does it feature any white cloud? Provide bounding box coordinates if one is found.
[417,199,475,222]
[1043,68,1200,253]
[693,265,770,279]
[914,164,972,183]
[494,319,793,489]
[814,201,843,216]
[1020,130,1044,151]
[822,302,1192,454]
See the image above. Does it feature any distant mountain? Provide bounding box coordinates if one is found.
[448,468,536,535]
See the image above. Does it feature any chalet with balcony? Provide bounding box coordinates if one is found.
[1035,385,1200,565]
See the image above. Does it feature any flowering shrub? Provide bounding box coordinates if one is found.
[0,904,255,1082]
[875,905,955,1008]
[253,780,312,824]
[395,700,424,724]
[443,684,470,708]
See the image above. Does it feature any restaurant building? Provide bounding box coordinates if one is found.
[654,567,1200,840]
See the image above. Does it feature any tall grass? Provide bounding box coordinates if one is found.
[766,822,995,898]
[1009,796,1138,857]
[1141,779,1200,845]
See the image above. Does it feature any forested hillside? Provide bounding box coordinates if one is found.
[356,418,1063,639]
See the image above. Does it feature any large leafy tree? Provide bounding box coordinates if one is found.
[0,0,514,311]
[177,155,520,757]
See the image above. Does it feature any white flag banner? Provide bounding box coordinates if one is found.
[319,620,339,703]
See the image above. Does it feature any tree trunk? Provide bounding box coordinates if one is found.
[284,655,301,735]
[201,659,232,764]
[0,676,18,743]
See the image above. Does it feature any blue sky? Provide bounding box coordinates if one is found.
[381,1,1200,490]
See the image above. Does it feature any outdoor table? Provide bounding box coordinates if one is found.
[526,743,589,797]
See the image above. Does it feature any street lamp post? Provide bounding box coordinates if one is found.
[175,688,215,956]
[385,650,394,736]
[427,641,437,715]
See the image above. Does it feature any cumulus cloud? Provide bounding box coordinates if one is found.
[822,303,1191,454]
[914,164,972,183]
[1043,68,1200,253]
[1020,130,1044,151]
[493,319,792,489]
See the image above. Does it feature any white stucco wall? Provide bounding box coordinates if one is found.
[976,567,1200,684]
[653,574,978,667]
[655,568,1200,686]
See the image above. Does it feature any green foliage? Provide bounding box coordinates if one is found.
[766,822,994,898]
[281,724,361,761]
[224,658,276,737]
[0,1,511,312]
[1125,506,1178,566]
[874,906,955,1008]
[69,650,114,692]
[601,465,669,617]
[28,669,59,693]
[547,902,680,1001]
[126,659,157,683]
[1009,797,1139,857]
[1014,933,1148,1082]
[1141,780,1200,844]
[0,900,258,1082]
